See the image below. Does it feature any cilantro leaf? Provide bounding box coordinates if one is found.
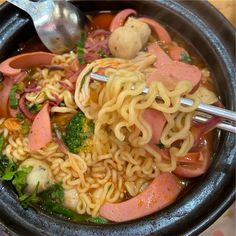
[12,166,33,196]
[77,31,86,64]
[180,52,192,64]
[19,183,39,208]
[156,142,165,149]
[97,49,109,58]
[39,183,64,205]
[0,134,4,154]
[16,112,25,121]
[9,84,19,109]
[21,121,29,135]
[26,103,42,113]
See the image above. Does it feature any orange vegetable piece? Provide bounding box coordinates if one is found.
[4,118,21,131]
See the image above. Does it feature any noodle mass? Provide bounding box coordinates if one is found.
[0,9,220,223]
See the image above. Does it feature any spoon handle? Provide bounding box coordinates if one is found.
[7,0,49,19]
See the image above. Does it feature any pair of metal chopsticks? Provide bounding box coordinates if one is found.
[90,73,236,134]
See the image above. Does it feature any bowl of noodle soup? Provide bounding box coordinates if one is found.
[0,0,235,235]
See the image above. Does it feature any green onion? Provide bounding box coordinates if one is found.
[26,103,42,113]
[180,52,192,64]
[77,31,86,64]
[16,112,25,121]
[0,134,4,154]
[97,49,109,58]
[9,84,19,109]
[156,142,165,149]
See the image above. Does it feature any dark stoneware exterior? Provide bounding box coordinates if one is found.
[0,1,235,235]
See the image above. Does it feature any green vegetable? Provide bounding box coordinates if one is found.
[59,102,66,107]
[19,183,39,208]
[79,68,92,92]
[21,121,29,135]
[0,156,11,176]
[39,183,64,205]
[0,134,4,154]
[26,69,35,80]
[12,166,32,195]
[0,159,108,224]
[63,112,94,154]
[156,142,165,149]
[26,103,42,113]
[41,200,108,224]
[180,52,192,64]
[16,112,25,121]
[97,49,109,58]
[9,84,19,109]
[77,31,86,64]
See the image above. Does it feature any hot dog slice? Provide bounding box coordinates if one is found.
[100,172,182,222]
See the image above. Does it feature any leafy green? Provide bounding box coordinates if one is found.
[0,158,109,224]
[0,134,4,154]
[63,112,94,154]
[21,121,29,135]
[9,84,19,109]
[77,31,86,64]
[97,49,109,58]
[41,200,108,224]
[26,103,42,113]
[19,183,39,208]
[12,166,32,195]
[39,183,64,205]
[16,112,25,121]
[1,160,17,179]
[180,52,192,64]
[59,102,66,107]
[156,142,165,149]
[79,68,92,92]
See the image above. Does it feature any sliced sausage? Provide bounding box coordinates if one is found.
[143,108,166,144]
[148,42,172,67]
[147,61,201,90]
[110,9,137,32]
[0,52,54,76]
[100,172,182,222]
[139,17,171,43]
[28,102,52,151]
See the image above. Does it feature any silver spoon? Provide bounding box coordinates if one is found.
[7,0,85,54]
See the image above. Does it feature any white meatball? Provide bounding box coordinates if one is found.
[20,158,54,194]
[64,189,79,211]
[124,17,151,46]
[108,26,142,59]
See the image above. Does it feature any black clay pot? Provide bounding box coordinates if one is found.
[0,1,235,235]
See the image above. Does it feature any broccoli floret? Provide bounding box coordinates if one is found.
[63,112,94,154]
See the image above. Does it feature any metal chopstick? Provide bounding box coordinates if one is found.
[192,115,236,133]
[90,73,236,124]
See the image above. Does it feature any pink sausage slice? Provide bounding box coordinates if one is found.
[0,52,55,76]
[147,61,201,90]
[110,9,137,32]
[139,17,171,43]
[100,172,182,222]
[28,102,52,151]
[148,42,172,67]
[143,108,166,144]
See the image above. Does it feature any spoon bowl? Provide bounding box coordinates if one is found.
[7,0,85,54]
